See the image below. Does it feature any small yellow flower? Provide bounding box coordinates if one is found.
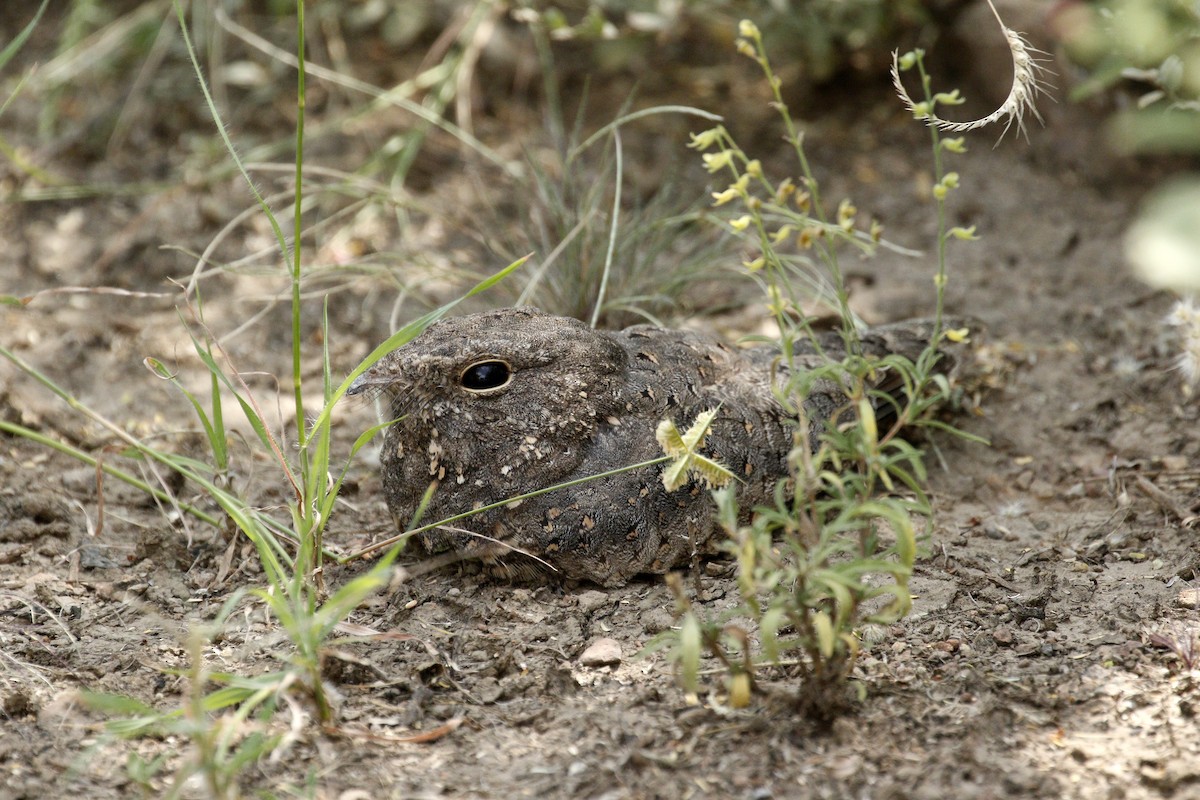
[933,90,964,107]
[703,151,733,173]
[738,19,760,39]
[745,159,763,178]
[766,285,786,317]
[771,224,795,244]
[837,198,857,230]
[711,187,739,206]
[743,256,765,271]
[730,215,752,232]
[945,327,971,343]
[794,191,811,212]
[736,39,756,58]
[688,128,720,150]
[728,672,752,709]
[775,178,795,203]
[712,174,749,206]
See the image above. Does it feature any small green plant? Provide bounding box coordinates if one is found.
[1056,0,1200,152]
[0,2,522,795]
[661,8,1030,719]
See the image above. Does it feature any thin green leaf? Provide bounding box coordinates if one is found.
[0,0,49,73]
[679,612,702,694]
[811,611,835,660]
[761,606,785,663]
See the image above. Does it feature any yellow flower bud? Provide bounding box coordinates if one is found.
[703,151,733,173]
[689,129,720,150]
[711,187,739,206]
[945,327,971,343]
[775,178,796,203]
[738,19,760,39]
[837,198,857,230]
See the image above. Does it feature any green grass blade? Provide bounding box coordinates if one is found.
[0,0,49,73]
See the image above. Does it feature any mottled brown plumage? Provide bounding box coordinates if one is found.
[349,307,963,586]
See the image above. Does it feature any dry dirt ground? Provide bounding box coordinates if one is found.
[2,5,1200,800]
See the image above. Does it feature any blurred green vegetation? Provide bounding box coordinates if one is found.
[0,0,953,326]
[1056,0,1200,152]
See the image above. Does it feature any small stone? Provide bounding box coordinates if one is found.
[1162,455,1188,471]
[578,637,622,667]
[704,561,732,577]
[576,590,609,614]
[1030,479,1056,499]
[984,523,1009,540]
[60,467,99,494]
[473,677,502,704]
[1177,588,1200,610]
[640,607,675,634]
[992,626,1015,646]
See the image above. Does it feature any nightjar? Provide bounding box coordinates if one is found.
[348,307,966,586]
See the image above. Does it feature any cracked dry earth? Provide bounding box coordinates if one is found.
[3,26,1200,800]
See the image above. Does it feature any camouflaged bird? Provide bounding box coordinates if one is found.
[348,307,966,587]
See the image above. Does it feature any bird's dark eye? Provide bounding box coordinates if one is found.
[459,360,512,392]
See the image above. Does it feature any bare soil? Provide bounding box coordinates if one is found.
[2,5,1199,799]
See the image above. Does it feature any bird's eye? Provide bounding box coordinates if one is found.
[459,359,512,392]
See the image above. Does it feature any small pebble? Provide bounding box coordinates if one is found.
[578,637,622,667]
[1030,479,1056,499]
[1177,588,1200,610]
[640,607,675,634]
[576,590,609,614]
[1162,455,1188,471]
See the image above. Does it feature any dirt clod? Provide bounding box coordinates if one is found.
[578,637,623,667]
